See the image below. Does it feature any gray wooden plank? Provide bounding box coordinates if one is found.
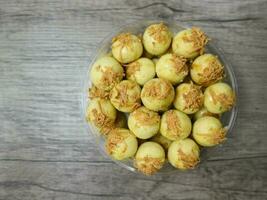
[0,157,266,200]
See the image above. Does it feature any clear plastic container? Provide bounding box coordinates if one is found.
[82,21,238,174]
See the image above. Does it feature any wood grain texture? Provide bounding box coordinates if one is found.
[0,0,267,199]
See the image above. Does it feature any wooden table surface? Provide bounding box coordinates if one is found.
[0,0,267,199]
